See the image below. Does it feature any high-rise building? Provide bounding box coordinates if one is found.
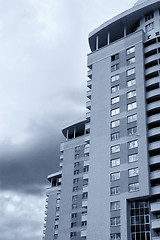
[43,0,160,239]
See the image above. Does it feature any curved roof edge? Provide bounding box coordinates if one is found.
[62,118,86,138]
[89,0,160,45]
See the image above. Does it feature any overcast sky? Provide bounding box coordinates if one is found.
[0,0,136,239]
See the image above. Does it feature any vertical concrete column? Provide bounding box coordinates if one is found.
[66,129,69,141]
[96,35,99,50]
[107,32,110,45]
[74,128,76,138]
[124,26,126,37]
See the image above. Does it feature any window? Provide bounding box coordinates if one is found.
[73,178,79,184]
[127,46,135,55]
[127,57,135,65]
[82,206,88,215]
[110,201,120,211]
[127,90,136,99]
[111,158,120,167]
[75,146,81,152]
[128,140,138,149]
[111,132,120,141]
[111,119,120,128]
[71,222,77,228]
[145,11,154,21]
[110,216,121,226]
[111,186,120,195]
[70,232,76,238]
[54,225,58,229]
[83,178,88,186]
[74,170,79,175]
[111,108,120,116]
[110,233,121,240]
[111,74,119,82]
[111,145,120,154]
[56,206,60,211]
[146,22,154,32]
[75,153,80,159]
[129,182,139,192]
[127,68,135,76]
[111,63,119,72]
[129,167,139,177]
[111,85,119,93]
[111,96,120,104]
[127,114,137,123]
[83,165,89,173]
[82,192,88,200]
[73,186,78,192]
[72,204,78,209]
[111,172,120,181]
[81,221,87,226]
[74,162,80,167]
[127,78,136,87]
[72,195,78,201]
[71,213,77,218]
[127,102,137,111]
[128,154,138,163]
[111,53,119,61]
[128,126,137,136]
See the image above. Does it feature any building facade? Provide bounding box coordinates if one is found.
[43,0,160,239]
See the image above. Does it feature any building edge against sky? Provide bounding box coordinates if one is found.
[43,0,160,239]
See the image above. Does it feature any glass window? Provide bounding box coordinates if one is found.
[111,186,120,195]
[127,78,136,87]
[128,126,137,136]
[111,96,120,104]
[111,172,120,181]
[72,195,78,201]
[110,233,121,240]
[128,154,138,163]
[73,178,79,184]
[71,222,77,228]
[127,57,135,65]
[146,22,154,32]
[72,203,78,209]
[111,85,119,93]
[127,68,135,76]
[127,46,135,55]
[75,146,81,152]
[111,53,119,61]
[110,201,120,211]
[71,213,77,218]
[145,11,154,21]
[111,119,120,128]
[82,192,88,199]
[111,132,120,141]
[127,102,137,111]
[111,145,120,154]
[70,232,76,237]
[129,167,139,177]
[111,63,119,72]
[110,216,121,226]
[129,182,139,192]
[111,108,120,116]
[111,158,120,167]
[81,220,87,226]
[111,74,119,82]
[127,90,136,99]
[73,186,78,192]
[128,114,137,123]
[74,170,79,175]
[128,140,138,149]
[74,162,80,167]
[83,165,89,172]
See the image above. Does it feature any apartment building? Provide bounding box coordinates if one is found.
[43,0,160,239]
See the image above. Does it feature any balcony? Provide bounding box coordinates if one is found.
[148,113,160,125]
[83,186,88,193]
[82,200,88,207]
[145,53,160,64]
[86,100,91,110]
[146,76,159,88]
[87,69,92,79]
[151,202,160,212]
[145,65,160,76]
[86,112,91,121]
[147,101,160,113]
[86,90,91,99]
[84,146,90,155]
[81,214,87,221]
[85,122,90,131]
[150,170,160,180]
[151,185,160,195]
[148,127,160,138]
[87,79,92,89]
[146,89,160,103]
[85,134,90,144]
[149,141,160,152]
[150,156,160,165]
[151,219,160,229]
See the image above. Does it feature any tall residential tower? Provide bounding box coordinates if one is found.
[43,0,160,239]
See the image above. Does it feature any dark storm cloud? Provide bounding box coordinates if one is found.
[0,124,63,195]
